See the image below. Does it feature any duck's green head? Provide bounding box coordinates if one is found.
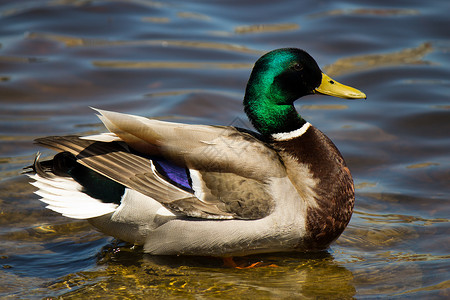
[244,48,366,137]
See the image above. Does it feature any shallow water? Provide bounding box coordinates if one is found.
[1,0,449,298]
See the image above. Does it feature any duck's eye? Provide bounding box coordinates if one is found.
[293,63,303,71]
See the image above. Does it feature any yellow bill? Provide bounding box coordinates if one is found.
[315,73,366,99]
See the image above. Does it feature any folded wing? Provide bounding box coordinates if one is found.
[35,109,287,220]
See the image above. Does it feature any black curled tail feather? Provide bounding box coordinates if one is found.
[22,152,53,178]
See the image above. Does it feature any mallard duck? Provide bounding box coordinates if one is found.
[27,48,365,256]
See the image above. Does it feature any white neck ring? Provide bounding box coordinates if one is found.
[271,122,311,141]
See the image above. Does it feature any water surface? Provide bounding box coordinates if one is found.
[0,0,449,298]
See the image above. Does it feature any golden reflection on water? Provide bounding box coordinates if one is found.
[26,32,262,54]
[0,221,96,244]
[377,251,450,262]
[396,280,450,296]
[355,182,377,189]
[339,225,418,249]
[141,16,170,23]
[44,249,357,299]
[356,210,448,225]
[324,43,433,77]
[406,162,440,169]
[177,11,211,21]
[234,23,299,34]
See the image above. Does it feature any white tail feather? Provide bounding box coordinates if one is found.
[28,174,118,219]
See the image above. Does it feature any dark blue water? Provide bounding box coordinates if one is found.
[1,0,449,298]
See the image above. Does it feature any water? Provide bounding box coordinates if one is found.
[1,0,449,298]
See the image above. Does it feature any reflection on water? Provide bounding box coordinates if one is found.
[39,244,358,299]
[310,8,420,18]
[92,60,253,70]
[234,23,300,34]
[324,43,433,77]
[0,0,449,298]
[26,32,262,54]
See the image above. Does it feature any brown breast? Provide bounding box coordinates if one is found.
[271,125,355,250]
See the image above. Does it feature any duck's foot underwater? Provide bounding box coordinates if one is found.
[222,257,278,269]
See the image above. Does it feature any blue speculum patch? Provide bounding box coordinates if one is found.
[151,157,193,192]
